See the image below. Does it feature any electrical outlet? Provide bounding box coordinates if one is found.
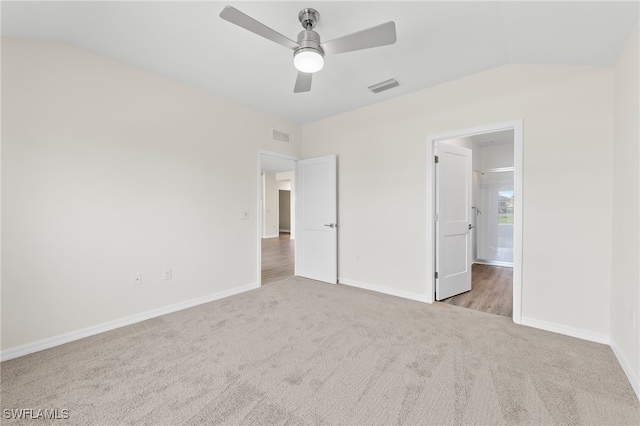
[163,268,172,281]
[133,273,142,286]
[355,254,360,263]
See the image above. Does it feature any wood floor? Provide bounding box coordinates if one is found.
[261,233,294,285]
[440,264,513,317]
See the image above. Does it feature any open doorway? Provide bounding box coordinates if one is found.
[257,151,339,286]
[258,152,296,285]
[426,121,523,323]
[438,130,514,317]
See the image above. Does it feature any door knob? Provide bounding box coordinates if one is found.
[324,223,337,228]
[468,224,474,230]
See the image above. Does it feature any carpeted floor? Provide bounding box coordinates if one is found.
[2,277,639,425]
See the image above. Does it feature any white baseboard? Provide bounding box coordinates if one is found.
[339,278,431,303]
[520,316,610,345]
[1,282,259,362]
[610,340,640,401]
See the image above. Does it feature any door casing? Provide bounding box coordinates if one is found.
[426,120,524,324]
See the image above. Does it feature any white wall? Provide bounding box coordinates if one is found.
[443,138,513,171]
[276,180,291,191]
[441,137,473,149]
[611,24,640,394]
[477,143,514,170]
[262,171,296,237]
[262,172,280,238]
[302,64,614,337]
[1,39,301,352]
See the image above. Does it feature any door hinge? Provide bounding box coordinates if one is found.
[434,155,439,163]
[435,271,439,279]
[435,213,439,222]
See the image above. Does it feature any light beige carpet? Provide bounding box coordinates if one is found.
[2,277,639,425]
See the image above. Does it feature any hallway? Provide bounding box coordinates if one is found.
[261,233,294,285]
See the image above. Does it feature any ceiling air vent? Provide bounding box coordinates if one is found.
[272,129,290,143]
[368,78,400,94]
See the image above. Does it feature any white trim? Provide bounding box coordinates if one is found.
[610,340,640,401]
[1,282,259,362]
[426,119,524,323]
[257,150,299,287]
[520,316,610,345]
[339,278,431,303]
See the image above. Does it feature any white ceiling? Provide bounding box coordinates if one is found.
[471,130,514,148]
[2,1,638,124]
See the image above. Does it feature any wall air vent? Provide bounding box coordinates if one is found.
[272,129,290,143]
[368,78,400,94]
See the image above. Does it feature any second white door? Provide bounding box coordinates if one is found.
[295,155,337,284]
[436,144,473,300]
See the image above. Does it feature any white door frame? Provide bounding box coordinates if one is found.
[257,150,299,287]
[426,120,524,324]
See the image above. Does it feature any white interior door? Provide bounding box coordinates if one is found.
[436,144,473,300]
[295,155,337,284]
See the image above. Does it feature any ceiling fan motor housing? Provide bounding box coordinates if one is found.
[296,29,324,55]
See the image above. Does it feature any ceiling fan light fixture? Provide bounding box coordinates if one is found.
[294,48,324,73]
[219,5,398,92]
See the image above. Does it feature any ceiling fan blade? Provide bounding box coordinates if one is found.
[321,21,397,55]
[220,5,299,51]
[294,72,312,93]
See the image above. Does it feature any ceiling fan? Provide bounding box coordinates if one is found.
[219,5,397,93]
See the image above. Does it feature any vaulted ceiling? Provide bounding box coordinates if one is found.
[2,1,638,123]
